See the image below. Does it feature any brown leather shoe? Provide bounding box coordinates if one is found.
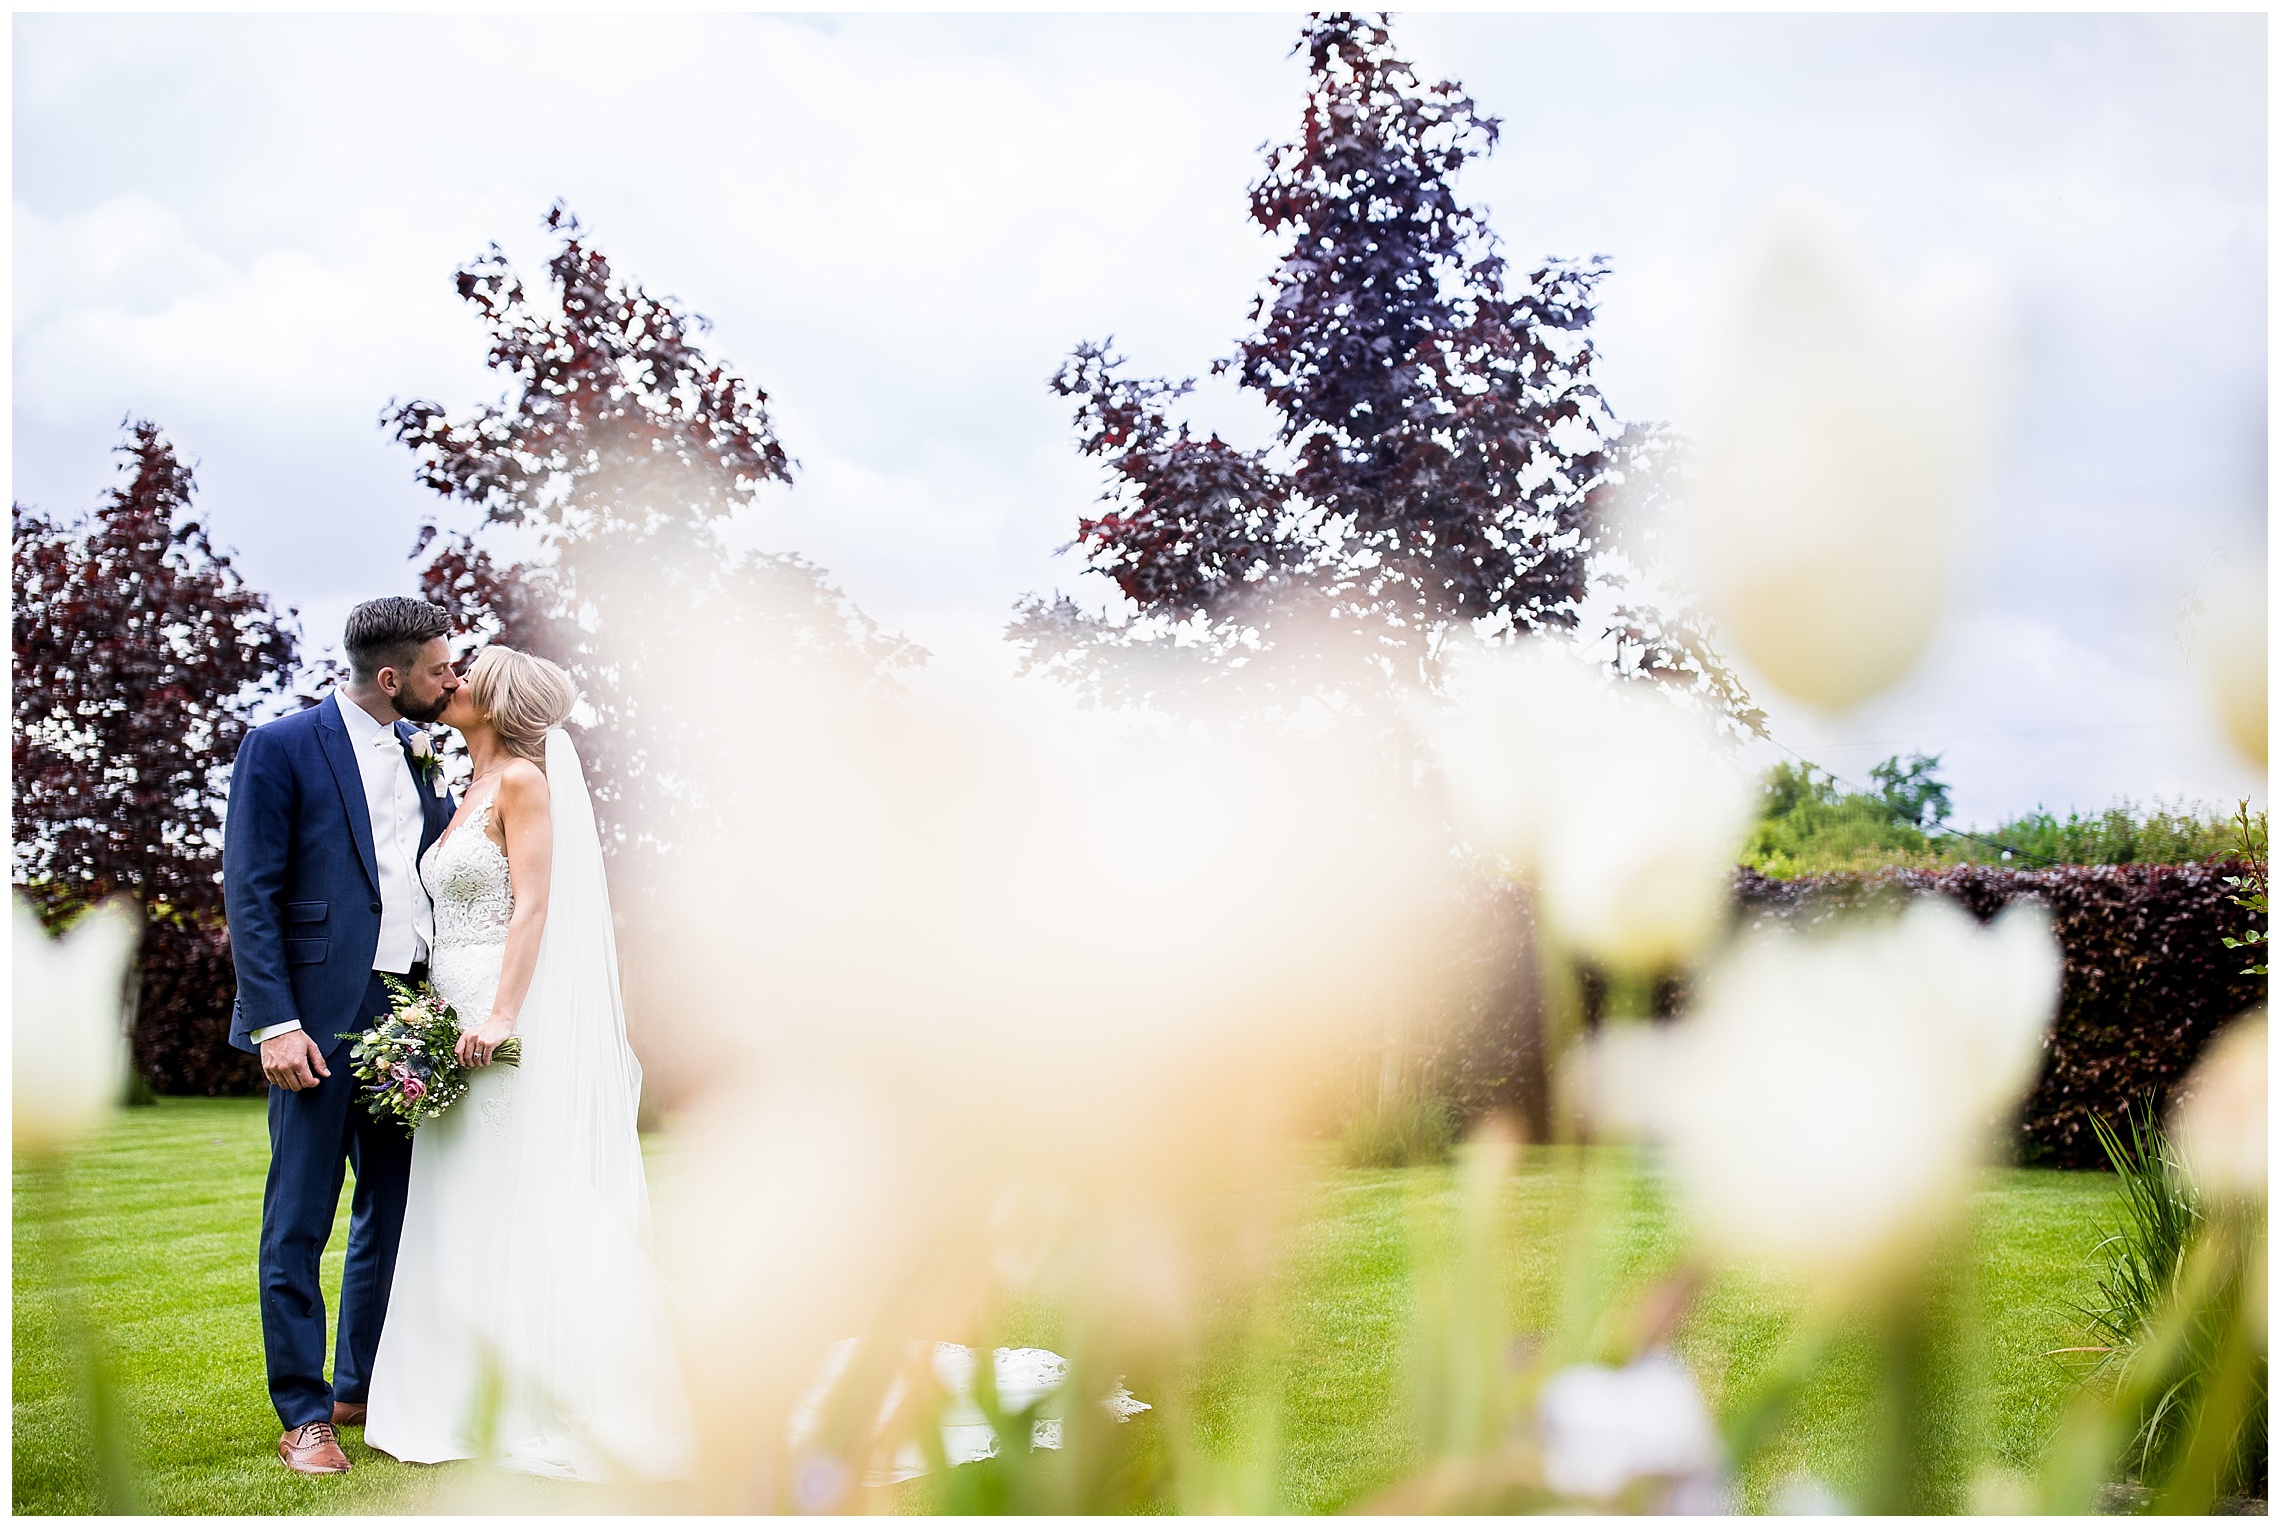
[331,1401,367,1427]
[278,1421,350,1474]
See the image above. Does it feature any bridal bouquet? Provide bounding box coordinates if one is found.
[349,976,521,1129]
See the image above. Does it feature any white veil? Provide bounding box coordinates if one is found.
[488,728,692,1480]
[519,727,648,1233]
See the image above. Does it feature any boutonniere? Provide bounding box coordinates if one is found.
[404,730,448,798]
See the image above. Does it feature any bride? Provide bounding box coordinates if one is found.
[364,646,692,1481]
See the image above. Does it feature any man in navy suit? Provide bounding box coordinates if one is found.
[224,598,460,1475]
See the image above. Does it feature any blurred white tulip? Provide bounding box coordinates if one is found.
[1536,1348,1723,1503]
[2170,1011,2266,1202]
[620,614,1452,1504]
[1609,896,2060,1283]
[12,895,139,1152]
[1684,192,2008,711]
[2193,567,2268,768]
[1426,644,1755,977]
[1577,1019,1673,1140]
[1772,1473,1853,1515]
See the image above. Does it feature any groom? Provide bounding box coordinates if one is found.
[224,597,459,1475]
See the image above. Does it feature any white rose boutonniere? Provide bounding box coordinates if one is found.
[404,730,447,797]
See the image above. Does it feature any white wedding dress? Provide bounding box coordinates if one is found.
[365,730,693,1481]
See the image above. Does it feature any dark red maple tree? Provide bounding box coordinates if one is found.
[388,204,921,869]
[12,423,303,919]
[1015,12,1755,732]
[13,421,305,1092]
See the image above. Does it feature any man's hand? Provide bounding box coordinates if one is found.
[261,1031,331,1092]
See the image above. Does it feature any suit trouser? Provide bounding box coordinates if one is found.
[258,971,415,1430]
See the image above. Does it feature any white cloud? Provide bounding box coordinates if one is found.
[1739,604,2262,824]
[10,12,2263,822]
[12,196,233,335]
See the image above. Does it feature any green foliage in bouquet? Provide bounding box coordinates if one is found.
[348,976,520,1130]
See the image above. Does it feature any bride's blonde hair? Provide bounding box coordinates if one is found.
[463,646,577,764]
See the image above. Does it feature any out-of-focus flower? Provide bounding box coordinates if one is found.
[1425,643,1755,976]
[1772,1473,1852,1515]
[1603,896,2060,1283]
[615,565,1468,1506]
[2170,1011,2266,1202]
[1577,1020,1670,1140]
[2193,568,2267,768]
[1683,192,2007,712]
[13,895,139,1152]
[1967,1466,2035,1516]
[1536,1348,1723,1503]
[791,1453,850,1513]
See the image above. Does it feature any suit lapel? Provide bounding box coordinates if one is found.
[318,696,381,895]
[396,722,455,854]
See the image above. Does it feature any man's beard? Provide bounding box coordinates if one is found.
[392,690,451,725]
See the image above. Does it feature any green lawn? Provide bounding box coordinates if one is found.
[14,1098,2120,1514]
[12,1099,644,1516]
[1209,1155,2120,1512]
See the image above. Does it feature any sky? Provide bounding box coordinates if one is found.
[12,11,2268,826]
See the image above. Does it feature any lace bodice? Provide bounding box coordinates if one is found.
[424,796,513,949]
[421,793,516,1137]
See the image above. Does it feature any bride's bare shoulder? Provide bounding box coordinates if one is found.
[496,757,552,809]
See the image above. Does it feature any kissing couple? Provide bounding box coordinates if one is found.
[224,597,691,1480]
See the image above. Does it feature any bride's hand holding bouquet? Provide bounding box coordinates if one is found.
[456,1011,518,1068]
[350,976,522,1130]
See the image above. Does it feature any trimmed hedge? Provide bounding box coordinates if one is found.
[133,915,260,1097]
[129,858,2271,1140]
[1735,863,2266,1168]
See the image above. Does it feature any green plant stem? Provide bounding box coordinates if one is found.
[1547,1142,1638,1371]
[1448,1133,1515,1456]
[2153,1214,2265,1513]
[24,1151,144,1514]
[1866,1282,1941,1514]
[1537,928,1585,1146]
[2039,1209,2245,1511]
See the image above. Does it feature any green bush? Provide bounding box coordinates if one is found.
[2078,1110,2201,1383]
[1339,1087,1457,1169]
[1741,760,1936,878]
[1946,803,2239,868]
[1744,756,2242,878]
[2074,1109,2267,1499]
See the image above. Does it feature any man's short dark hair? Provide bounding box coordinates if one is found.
[344,598,453,682]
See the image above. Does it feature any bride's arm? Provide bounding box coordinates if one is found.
[457,760,554,1067]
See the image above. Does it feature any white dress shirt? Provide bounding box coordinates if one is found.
[249,693,437,1045]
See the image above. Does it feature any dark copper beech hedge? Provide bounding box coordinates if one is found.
[138,860,2266,1136]
[1734,863,2266,1168]
[133,916,261,1097]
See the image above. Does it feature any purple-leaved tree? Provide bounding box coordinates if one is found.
[388,204,924,882]
[1015,13,1759,736]
[13,422,307,1093]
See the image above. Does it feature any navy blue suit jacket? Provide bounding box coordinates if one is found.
[224,698,456,1055]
